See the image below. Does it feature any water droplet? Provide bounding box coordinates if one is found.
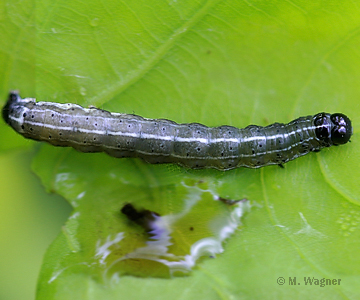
[336,218,343,224]
[79,87,87,96]
[90,18,99,27]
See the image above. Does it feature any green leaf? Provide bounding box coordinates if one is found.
[1,0,360,299]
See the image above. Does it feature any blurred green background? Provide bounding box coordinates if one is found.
[0,147,71,300]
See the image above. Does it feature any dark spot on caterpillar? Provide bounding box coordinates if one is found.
[23,113,27,117]
[221,152,224,156]
[21,125,24,129]
[49,135,51,139]
[59,132,62,135]
[31,115,34,118]
[71,108,75,111]
[278,140,281,144]
[252,149,255,154]
[197,147,201,151]
[259,144,262,147]
[119,119,122,123]
[197,131,200,134]
[51,113,54,117]
[84,141,86,143]
[230,147,233,150]
[93,137,96,140]
[30,127,33,131]
[162,127,166,131]
[128,125,131,128]
[94,123,97,126]
[60,120,63,123]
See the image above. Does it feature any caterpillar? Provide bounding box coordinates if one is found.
[2,92,352,170]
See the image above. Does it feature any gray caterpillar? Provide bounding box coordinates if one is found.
[2,92,352,170]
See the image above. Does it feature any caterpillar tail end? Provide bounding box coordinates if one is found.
[2,91,20,124]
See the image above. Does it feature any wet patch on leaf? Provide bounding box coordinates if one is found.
[95,181,250,279]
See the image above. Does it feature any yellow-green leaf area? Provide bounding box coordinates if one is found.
[1,0,360,299]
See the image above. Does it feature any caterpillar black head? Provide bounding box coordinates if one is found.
[330,113,352,145]
[314,112,352,145]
